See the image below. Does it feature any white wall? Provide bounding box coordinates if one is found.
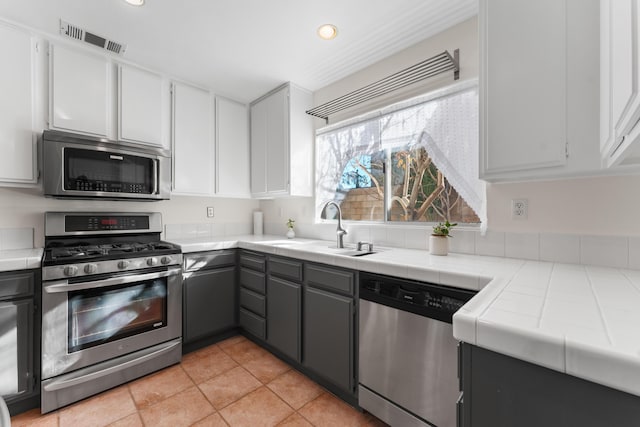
[487,175,640,236]
[261,17,479,238]
[312,16,479,126]
[0,186,258,247]
[262,14,640,242]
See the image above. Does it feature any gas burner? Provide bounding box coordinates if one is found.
[50,246,106,260]
[44,240,181,264]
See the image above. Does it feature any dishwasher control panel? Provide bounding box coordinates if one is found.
[360,272,476,323]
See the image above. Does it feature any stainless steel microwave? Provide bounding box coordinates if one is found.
[42,130,171,201]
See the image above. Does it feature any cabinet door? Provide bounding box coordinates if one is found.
[601,0,640,166]
[267,277,300,362]
[480,0,567,176]
[0,299,33,400]
[172,82,213,195]
[250,98,268,196]
[118,64,165,147]
[265,87,289,194]
[0,23,36,185]
[216,96,250,197]
[50,44,110,137]
[303,286,354,394]
[183,267,236,343]
[610,0,640,139]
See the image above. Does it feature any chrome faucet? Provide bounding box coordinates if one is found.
[322,201,347,248]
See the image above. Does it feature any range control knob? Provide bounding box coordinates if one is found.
[118,260,130,270]
[84,263,98,274]
[160,256,172,265]
[63,265,78,277]
[146,257,158,267]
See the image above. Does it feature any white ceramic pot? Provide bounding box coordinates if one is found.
[286,228,295,239]
[429,235,449,256]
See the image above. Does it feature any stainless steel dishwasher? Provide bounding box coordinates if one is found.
[358,272,475,427]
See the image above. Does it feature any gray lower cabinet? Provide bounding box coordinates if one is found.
[183,251,237,345]
[239,251,267,340]
[237,253,357,401]
[0,269,40,415]
[459,343,640,427]
[303,265,355,396]
[266,276,300,362]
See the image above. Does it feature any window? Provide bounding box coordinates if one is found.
[316,82,484,226]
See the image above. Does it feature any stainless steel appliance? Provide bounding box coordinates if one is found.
[42,130,171,201]
[40,212,182,413]
[359,272,475,427]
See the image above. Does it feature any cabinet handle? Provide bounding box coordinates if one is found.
[457,342,463,391]
[457,392,464,427]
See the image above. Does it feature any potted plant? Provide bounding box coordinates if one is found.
[286,218,295,239]
[430,220,457,256]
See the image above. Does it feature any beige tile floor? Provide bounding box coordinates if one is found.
[11,335,386,427]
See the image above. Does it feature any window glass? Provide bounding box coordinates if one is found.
[316,120,385,222]
[316,84,482,225]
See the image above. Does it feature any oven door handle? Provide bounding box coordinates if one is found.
[42,339,181,392]
[44,267,182,293]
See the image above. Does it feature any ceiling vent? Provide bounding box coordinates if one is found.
[59,20,127,55]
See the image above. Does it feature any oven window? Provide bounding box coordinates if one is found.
[64,147,155,194]
[68,279,167,352]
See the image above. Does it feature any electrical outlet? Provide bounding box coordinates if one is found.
[206,207,214,218]
[511,199,528,220]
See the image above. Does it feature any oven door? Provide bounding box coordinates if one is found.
[41,267,182,380]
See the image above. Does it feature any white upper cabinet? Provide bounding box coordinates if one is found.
[250,97,268,196]
[0,22,37,185]
[171,82,213,196]
[216,96,250,197]
[118,64,166,148]
[600,0,640,167]
[480,0,601,181]
[250,82,313,198]
[50,43,111,137]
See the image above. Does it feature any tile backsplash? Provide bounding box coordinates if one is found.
[164,222,252,241]
[263,221,640,271]
[164,221,640,271]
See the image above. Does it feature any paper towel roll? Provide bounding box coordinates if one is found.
[253,211,263,235]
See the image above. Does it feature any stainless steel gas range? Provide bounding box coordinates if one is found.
[40,212,182,413]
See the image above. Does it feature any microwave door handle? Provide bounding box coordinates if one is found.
[44,267,182,293]
[153,159,159,195]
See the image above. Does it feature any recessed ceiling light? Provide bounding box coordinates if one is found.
[124,0,145,6]
[317,24,338,40]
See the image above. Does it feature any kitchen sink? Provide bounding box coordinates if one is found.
[336,250,377,257]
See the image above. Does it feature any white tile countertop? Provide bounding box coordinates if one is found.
[0,248,43,272]
[173,234,640,398]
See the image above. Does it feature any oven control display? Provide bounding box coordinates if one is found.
[66,215,150,232]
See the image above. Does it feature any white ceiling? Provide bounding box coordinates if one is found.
[0,0,477,103]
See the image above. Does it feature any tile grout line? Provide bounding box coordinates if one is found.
[13,335,376,427]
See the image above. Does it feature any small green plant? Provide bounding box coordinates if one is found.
[286,218,295,229]
[432,220,457,237]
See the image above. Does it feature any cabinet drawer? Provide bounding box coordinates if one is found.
[240,287,266,317]
[184,250,235,272]
[239,308,265,340]
[269,257,303,282]
[306,264,354,296]
[0,271,34,300]
[240,268,266,294]
[240,252,266,272]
